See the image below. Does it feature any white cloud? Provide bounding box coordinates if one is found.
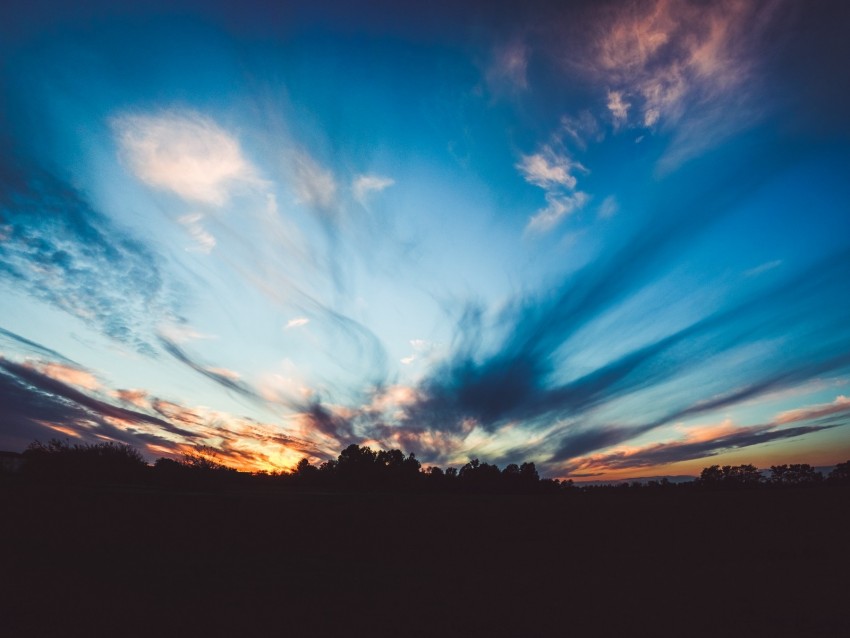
[113,110,259,205]
[410,339,431,352]
[353,174,395,203]
[292,152,337,210]
[606,90,630,126]
[744,259,782,278]
[516,148,584,190]
[400,355,416,365]
[526,192,589,234]
[597,195,619,220]
[205,366,241,380]
[285,317,310,330]
[158,322,216,344]
[518,143,590,234]
[178,213,216,254]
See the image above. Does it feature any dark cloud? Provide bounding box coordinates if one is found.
[301,401,356,446]
[0,162,181,355]
[0,326,78,364]
[158,337,268,404]
[0,357,196,438]
[399,141,850,452]
[0,362,195,453]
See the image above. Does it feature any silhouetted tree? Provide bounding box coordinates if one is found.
[698,464,763,488]
[292,457,319,483]
[769,464,823,486]
[828,460,850,485]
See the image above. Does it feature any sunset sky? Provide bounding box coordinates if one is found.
[1,0,849,480]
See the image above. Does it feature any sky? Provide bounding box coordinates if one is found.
[1,0,849,480]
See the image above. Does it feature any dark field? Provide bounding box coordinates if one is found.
[1,484,848,637]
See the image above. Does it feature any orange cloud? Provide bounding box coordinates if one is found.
[32,361,101,391]
[774,395,850,425]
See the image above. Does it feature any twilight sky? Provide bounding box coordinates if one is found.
[1,0,849,480]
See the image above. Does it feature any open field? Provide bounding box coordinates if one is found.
[1,484,848,637]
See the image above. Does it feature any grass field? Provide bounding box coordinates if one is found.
[2,484,848,637]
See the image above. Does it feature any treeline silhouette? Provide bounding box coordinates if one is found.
[5,438,850,493]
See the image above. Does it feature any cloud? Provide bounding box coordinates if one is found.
[559,112,602,150]
[115,389,150,409]
[353,174,394,203]
[178,213,216,253]
[384,145,850,466]
[486,40,531,92]
[774,395,850,425]
[606,90,630,126]
[0,356,189,438]
[517,145,590,233]
[0,327,77,364]
[285,317,310,330]
[159,337,265,404]
[527,191,589,233]
[113,110,260,205]
[586,0,779,168]
[158,322,215,344]
[0,337,326,471]
[0,164,181,354]
[597,195,619,219]
[563,419,839,475]
[31,361,101,391]
[516,148,583,190]
[291,152,337,210]
[744,259,782,278]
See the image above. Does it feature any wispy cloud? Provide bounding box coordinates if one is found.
[352,174,395,203]
[597,195,619,219]
[113,110,260,205]
[774,395,850,425]
[517,146,589,233]
[0,165,181,354]
[178,213,216,253]
[587,0,779,169]
[485,40,531,93]
[516,148,584,190]
[527,192,589,233]
[606,90,630,127]
[291,151,337,211]
[745,259,782,278]
[159,337,265,404]
[285,317,310,330]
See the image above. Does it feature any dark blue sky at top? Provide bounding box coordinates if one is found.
[1,0,849,477]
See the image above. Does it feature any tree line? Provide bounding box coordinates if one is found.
[4,438,850,492]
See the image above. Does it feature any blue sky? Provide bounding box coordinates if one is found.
[1,0,849,479]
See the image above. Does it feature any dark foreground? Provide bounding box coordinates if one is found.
[1,484,848,637]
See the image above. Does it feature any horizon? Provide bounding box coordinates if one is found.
[2,0,849,482]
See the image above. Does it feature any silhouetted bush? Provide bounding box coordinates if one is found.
[22,439,148,484]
